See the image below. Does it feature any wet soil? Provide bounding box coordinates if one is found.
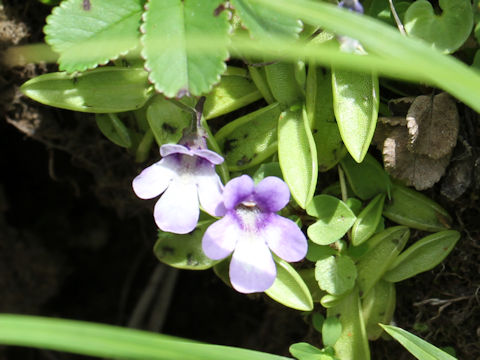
[0,1,479,360]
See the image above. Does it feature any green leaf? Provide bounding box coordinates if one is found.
[332,69,379,163]
[380,324,458,360]
[142,0,230,97]
[383,230,460,282]
[356,226,409,296]
[230,0,302,40]
[252,162,283,183]
[153,221,218,270]
[383,183,452,231]
[306,242,337,262]
[203,73,262,119]
[361,280,396,340]
[345,198,363,216]
[312,313,325,333]
[0,315,291,360]
[265,62,305,105]
[21,68,152,113]
[306,195,356,245]
[340,154,390,200]
[327,287,370,360]
[322,317,342,347]
[351,194,385,246]
[278,107,318,208]
[215,102,281,171]
[146,96,191,147]
[248,65,276,104]
[290,342,337,360]
[315,255,357,296]
[306,65,347,172]
[320,293,348,309]
[404,0,473,54]
[44,0,143,72]
[96,113,133,148]
[298,269,326,303]
[265,258,314,311]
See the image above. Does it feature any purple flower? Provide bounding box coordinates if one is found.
[202,175,308,294]
[132,143,226,234]
[339,0,364,13]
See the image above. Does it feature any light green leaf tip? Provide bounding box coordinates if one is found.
[142,0,230,97]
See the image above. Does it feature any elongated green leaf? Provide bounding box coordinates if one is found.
[356,226,409,296]
[203,74,262,119]
[96,114,132,148]
[327,287,370,360]
[404,0,473,54]
[146,96,191,147]
[383,230,460,282]
[306,195,356,245]
[332,69,379,163]
[340,154,390,200]
[154,220,219,270]
[215,102,281,171]
[0,315,290,360]
[44,0,143,72]
[265,62,304,105]
[265,258,314,311]
[278,107,318,208]
[383,184,452,231]
[315,255,357,296]
[142,0,230,97]
[380,324,457,360]
[21,68,152,113]
[230,0,302,40]
[362,280,396,340]
[306,65,347,172]
[351,194,385,246]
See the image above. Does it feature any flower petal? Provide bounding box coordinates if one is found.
[160,144,193,157]
[223,175,254,210]
[254,176,290,212]
[193,149,224,165]
[154,179,199,234]
[264,214,307,262]
[202,215,239,260]
[229,234,276,293]
[132,157,178,199]
[196,164,226,217]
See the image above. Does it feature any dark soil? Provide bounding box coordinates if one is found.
[0,1,479,360]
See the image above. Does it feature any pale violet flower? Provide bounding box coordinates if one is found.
[132,143,225,234]
[202,175,308,294]
[337,0,366,54]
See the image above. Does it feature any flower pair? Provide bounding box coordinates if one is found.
[132,144,307,293]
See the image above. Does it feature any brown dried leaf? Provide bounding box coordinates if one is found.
[383,127,451,190]
[388,97,415,116]
[406,92,459,160]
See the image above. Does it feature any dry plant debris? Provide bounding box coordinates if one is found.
[374,93,459,190]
